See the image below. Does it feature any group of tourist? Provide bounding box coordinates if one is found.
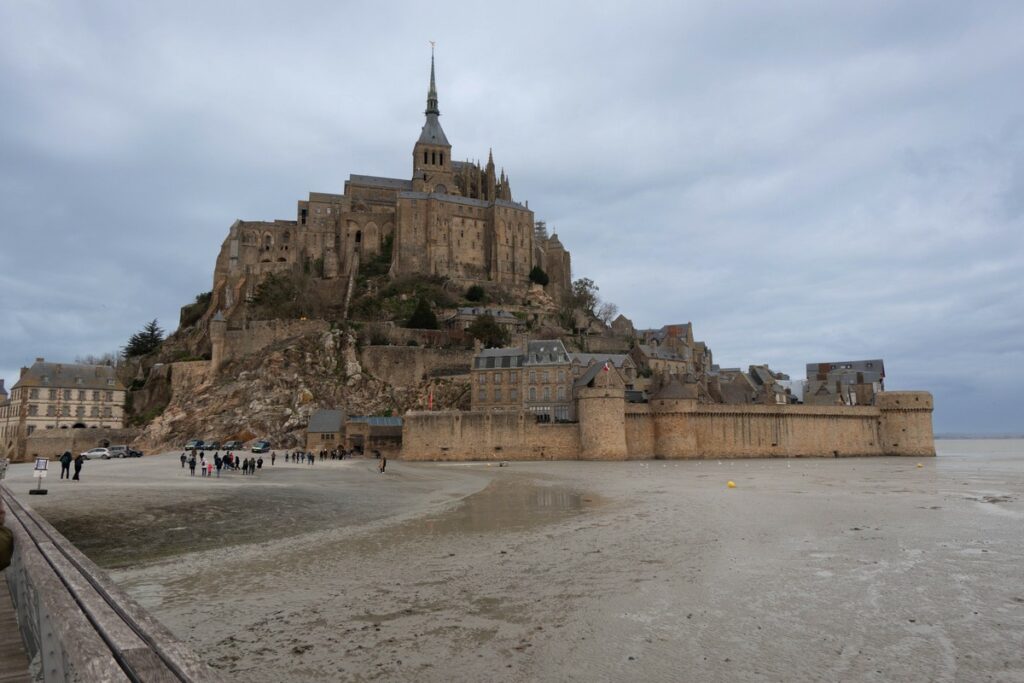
[178,451,263,477]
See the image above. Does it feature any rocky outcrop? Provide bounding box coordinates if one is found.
[134,329,469,452]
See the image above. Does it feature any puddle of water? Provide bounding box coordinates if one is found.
[394,479,600,538]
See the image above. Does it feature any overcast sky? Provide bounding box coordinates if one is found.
[1,1,1022,434]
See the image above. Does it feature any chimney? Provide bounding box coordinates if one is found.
[0,379,5,392]
[35,357,44,363]
[20,367,28,378]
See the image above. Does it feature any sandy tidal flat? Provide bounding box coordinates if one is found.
[6,441,1024,682]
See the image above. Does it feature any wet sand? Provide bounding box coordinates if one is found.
[6,441,1024,682]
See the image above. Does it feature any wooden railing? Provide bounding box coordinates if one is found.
[0,483,225,682]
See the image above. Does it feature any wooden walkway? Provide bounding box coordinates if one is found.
[0,575,30,683]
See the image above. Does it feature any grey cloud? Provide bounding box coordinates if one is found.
[1,1,1022,433]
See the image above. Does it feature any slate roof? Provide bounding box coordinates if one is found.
[569,352,631,369]
[12,361,125,391]
[348,175,414,191]
[636,344,688,362]
[307,409,345,433]
[525,340,569,365]
[653,376,698,400]
[348,416,404,427]
[418,114,450,146]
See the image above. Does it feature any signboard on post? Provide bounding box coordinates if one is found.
[30,458,48,494]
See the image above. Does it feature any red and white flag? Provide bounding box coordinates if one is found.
[603,361,610,372]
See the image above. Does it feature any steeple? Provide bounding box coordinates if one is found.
[412,45,453,192]
[426,46,439,116]
[416,47,449,147]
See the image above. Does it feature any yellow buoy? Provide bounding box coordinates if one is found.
[727,481,736,488]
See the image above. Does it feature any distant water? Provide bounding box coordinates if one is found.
[936,438,1024,458]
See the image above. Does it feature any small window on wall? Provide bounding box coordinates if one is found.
[424,151,428,164]
[440,153,444,164]
[355,231,362,243]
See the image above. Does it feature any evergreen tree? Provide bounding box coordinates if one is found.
[529,266,549,286]
[123,319,165,358]
[407,297,439,329]
[465,285,485,302]
[466,313,510,348]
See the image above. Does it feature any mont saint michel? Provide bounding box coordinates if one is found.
[2,6,1022,681]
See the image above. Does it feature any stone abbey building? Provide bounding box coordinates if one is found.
[209,53,572,321]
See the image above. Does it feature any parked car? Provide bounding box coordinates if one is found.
[222,441,243,450]
[80,447,110,460]
[108,445,131,458]
[251,440,271,453]
[205,441,222,451]
[184,439,204,450]
[127,448,144,457]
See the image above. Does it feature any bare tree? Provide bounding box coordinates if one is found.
[596,301,618,326]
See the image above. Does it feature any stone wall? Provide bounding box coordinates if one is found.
[401,410,581,461]
[400,391,935,461]
[361,346,473,388]
[219,319,331,366]
[22,427,141,461]
[170,360,212,394]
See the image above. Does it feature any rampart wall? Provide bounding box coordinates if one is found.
[401,411,581,460]
[21,428,141,461]
[400,391,935,461]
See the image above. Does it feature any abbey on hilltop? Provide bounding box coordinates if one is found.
[208,52,572,321]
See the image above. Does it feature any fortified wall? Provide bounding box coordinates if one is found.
[401,390,935,460]
[211,318,331,372]
[21,427,141,461]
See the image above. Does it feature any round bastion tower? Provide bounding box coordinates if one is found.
[576,370,628,460]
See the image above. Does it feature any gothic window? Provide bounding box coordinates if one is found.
[355,231,362,243]
[424,151,428,164]
[431,151,436,165]
[440,153,444,164]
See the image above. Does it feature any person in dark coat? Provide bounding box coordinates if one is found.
[214,454,223,478]
[72,454,84,481]
[180,452,187,469]
[188,454,197,477]
[256,457,263,470]
[60,451,72,479]
[0,499,13,571]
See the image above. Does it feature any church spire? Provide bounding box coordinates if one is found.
[426,44,439,116]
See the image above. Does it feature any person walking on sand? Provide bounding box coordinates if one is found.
[188,454,196,477]
[60,451,72,479]
[271,452,276,466]
[180,452,187,469]
[214,453,222,477]
[379,455,387,474]
[256,456,263,471]
[207,460,213,477]
[72,453,84,481]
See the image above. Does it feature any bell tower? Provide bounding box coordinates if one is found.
[412,47,455,194]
